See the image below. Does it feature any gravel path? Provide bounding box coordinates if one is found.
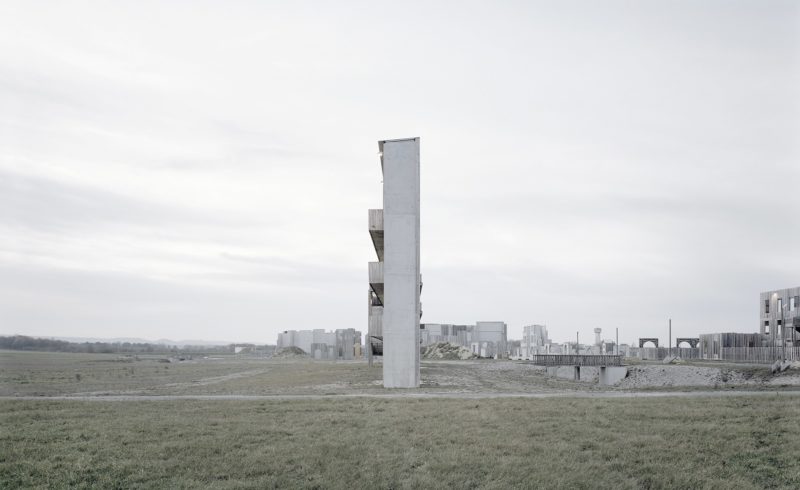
[4,390,800,401]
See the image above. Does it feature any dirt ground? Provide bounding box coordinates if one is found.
[3,350,800,398]
[618,362,800,389]
[424,360,800,392]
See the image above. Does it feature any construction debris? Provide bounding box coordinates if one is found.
[422,342,478,360]
[273,346,308,358]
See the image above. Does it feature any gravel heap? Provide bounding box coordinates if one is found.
[273,346,308,358]
[617,365,746,388]
[422,342,478,360]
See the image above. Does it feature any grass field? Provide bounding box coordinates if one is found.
[3,351,799,488]
[2,396,799,489]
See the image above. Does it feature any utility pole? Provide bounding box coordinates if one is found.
[616,328,619,356]
[576,331,579,355]
[781,304,786,362]
[669,318,672,357]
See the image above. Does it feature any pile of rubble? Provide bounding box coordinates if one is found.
[422,342,478,360]
[616,365,741,388]
[272,346,308,358]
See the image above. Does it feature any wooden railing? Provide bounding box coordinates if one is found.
[528,355,623,366]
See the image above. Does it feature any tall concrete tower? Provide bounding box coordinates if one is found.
[594,328,602,347]
[368,137,421,388]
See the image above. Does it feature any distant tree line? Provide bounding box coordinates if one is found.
[0,335,235,355]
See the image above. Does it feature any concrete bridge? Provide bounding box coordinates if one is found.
[528,354,623,367]
[527,355,627,385]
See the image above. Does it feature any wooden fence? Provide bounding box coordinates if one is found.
[713,347,800,363]
[629,346,800,363]
[629,348,700,360]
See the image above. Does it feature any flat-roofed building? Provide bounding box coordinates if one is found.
[419,323,470,347]
[760,286,800,347]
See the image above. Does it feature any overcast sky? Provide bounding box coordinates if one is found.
[1,1,798,345]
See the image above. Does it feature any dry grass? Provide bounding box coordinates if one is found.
[0,351,583,396]
[2,396,799,489]
[0,350,383,396]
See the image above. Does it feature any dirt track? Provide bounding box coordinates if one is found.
[6,390,800,402]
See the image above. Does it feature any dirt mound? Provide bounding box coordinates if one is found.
[273,346,308,358]
[422,342,477,360]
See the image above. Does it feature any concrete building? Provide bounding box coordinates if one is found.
[419,323,470,347]
[691,287,800,363]
[507,340,521,358]
[760,286,800,347]
[600,341,617,354]
[471,321,508,359]
[277,328,362,360]
[520,324,550,358]
[368,138,422,388]
[334,328,361,360]
[419,322,508,359]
